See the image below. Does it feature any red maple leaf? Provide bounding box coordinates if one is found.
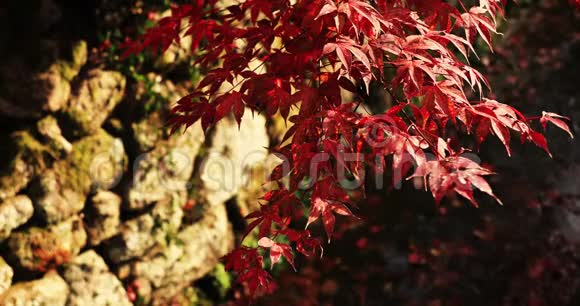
[306,179,354,242]
[258,237,296,270]
[214,91,245,127]
[540,111,574,139]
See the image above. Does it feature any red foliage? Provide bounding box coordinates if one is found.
[124,0,573,298]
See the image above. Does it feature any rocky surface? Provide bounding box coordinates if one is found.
[200,111,269,207]
[61,250,133,306]
[0,271,69,306]
[30,129,127,224]
[0,195,34,241]
[37,115,73,156]
[105,194,185,264]
[0,130,60,201]
[0,257,12,296]
[85,191,122,246]
[63,69,126,136]
[0,156,34,202]
[0,94,269,305]
[7,216,87,272]
[127,123,204,211]
[120,203,234,305]
[130,76,188,153]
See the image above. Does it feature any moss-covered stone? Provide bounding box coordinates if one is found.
[131,112,165,153]
[7,216,87,272]
[37,115,72,157]
[12,130,56,168]
[0,130,61,201]
[31,129,127,223]
[57,40,88,82]
[30,170,86,225]
[0,158,34,202]
[64,129,127,193]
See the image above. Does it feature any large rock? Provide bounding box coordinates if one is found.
[132,110,165,153]
[31,129,127,223]
[0,271,69,306]
[0,195,34,241]
[31,169,86,225]
[127,122,204,210]
[105,194,185,264]
[120,203,234,304]
[61,250,132,306]
[0,157,34,202]
[0,257,13,296]
[130,75,189,153]
[0,40,86,118]
[63,69,126,135]
[85,191,122,246]
[7,216,87,271]
[199,111,269,207]
[0,130,62,201]
[0,117,70,202]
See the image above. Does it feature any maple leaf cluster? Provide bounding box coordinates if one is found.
[123,0,573,297]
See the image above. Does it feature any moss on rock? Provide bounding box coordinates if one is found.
[36,115,72,156]
[0,130,62,201]
[57,40,88,82]
[31,129,127,223]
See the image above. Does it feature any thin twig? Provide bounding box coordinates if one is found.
[383,86,444,159]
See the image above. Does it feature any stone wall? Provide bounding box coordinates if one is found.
[0,3,274,303]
